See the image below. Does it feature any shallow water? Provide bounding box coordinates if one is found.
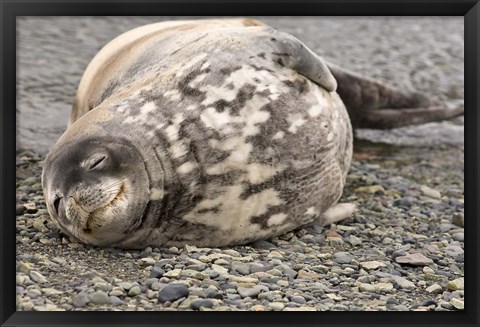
[16,16,464,153]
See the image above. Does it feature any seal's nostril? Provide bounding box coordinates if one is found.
[89,155,106,170]
[53,196,62,215]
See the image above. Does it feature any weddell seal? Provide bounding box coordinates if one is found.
[41,18,463,249]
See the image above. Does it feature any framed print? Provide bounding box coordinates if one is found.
[1,1,478,327]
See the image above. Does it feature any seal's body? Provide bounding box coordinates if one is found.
[42,19,463,249]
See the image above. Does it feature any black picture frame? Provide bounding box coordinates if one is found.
[1,1,478,326]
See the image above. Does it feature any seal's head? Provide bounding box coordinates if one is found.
[42,137,150,246]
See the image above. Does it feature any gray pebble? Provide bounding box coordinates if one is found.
[231,262,250,275]
[29,271,47,283]
[290,295,307,304]
[16,205,26,215]
[251,240,277,249]
[72,293,90,308]
[158,284,189,303]
[190,299,214,310]
[395,253,433,266]
[237,285,269,298]
[109,296,124,306]
[452,213,464,227]
[332,252,354,264]
[452,232,464,242]
[128,285,142,296]
[90,291,110,305]
[149,266,165,279]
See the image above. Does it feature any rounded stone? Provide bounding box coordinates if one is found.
[190,299,214,310]
[332,252,354,264]
[128,285,142,296]
[268,302,285,311]
[90,291,110,305]
[158,284,189,303]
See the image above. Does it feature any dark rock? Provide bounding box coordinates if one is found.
[251,240,277,250]
[158,284,189,303]
[190,299,214,310]
[149,266,165,279]
[16,205,26,216]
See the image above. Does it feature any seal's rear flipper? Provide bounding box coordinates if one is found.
[357,105,464,130]
[321,203,357,226]
[327,63,464,129]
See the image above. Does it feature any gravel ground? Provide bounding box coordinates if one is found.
[16,17,464,311]
[16,141,464,311]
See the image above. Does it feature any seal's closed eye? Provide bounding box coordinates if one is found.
[88,155,107,170]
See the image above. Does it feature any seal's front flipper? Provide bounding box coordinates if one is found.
[263,29,337,92]
[321,203,357,226]
[327,63,463,129]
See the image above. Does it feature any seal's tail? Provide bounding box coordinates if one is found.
[327,63,464,129]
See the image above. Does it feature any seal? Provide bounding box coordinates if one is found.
[42,18,463,249]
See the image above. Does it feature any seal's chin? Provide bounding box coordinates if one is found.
[82,181,127,234]
[61,179,134,246]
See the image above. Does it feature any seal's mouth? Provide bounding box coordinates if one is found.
[83,182,126,234]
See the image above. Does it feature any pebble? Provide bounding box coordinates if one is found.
[390,275,415,289]
[190,299,214,310]
[29,271,47,283]
[23,202,38,213]
[17,262,32,273]
[359,282,394,293]
[211,264,228,275]
[268,302,285,311]
[251,240,277,249]
[443,245,464,257]
[109,296,124,306]
[452,213,464,227]
[163,269,182,278]
[237,285,268,298]
[332,252,354,264]
[346,235,363,246]
[355,185,385,194]
[426,284,443,294]
[119,282,134,290]
[297,270,321,280]
[16,205,26,215]
[150,282,162,291]
[447,278,464,291]
[140,257,156,265]
[395,253,433,266]
[451,232,464,242]
[149,266,165,279]
[94,282,112,293]
[72,293,89,308]
[360,261,386,270]
[290,295,306,304]
[420,185,441,199]
[158,284,189,303]
[90,291,110,305]
[231,262,250,275]
[450,298,464,310]
[128,286,141,296]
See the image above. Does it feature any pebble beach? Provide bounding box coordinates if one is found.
[16,16,464,311]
